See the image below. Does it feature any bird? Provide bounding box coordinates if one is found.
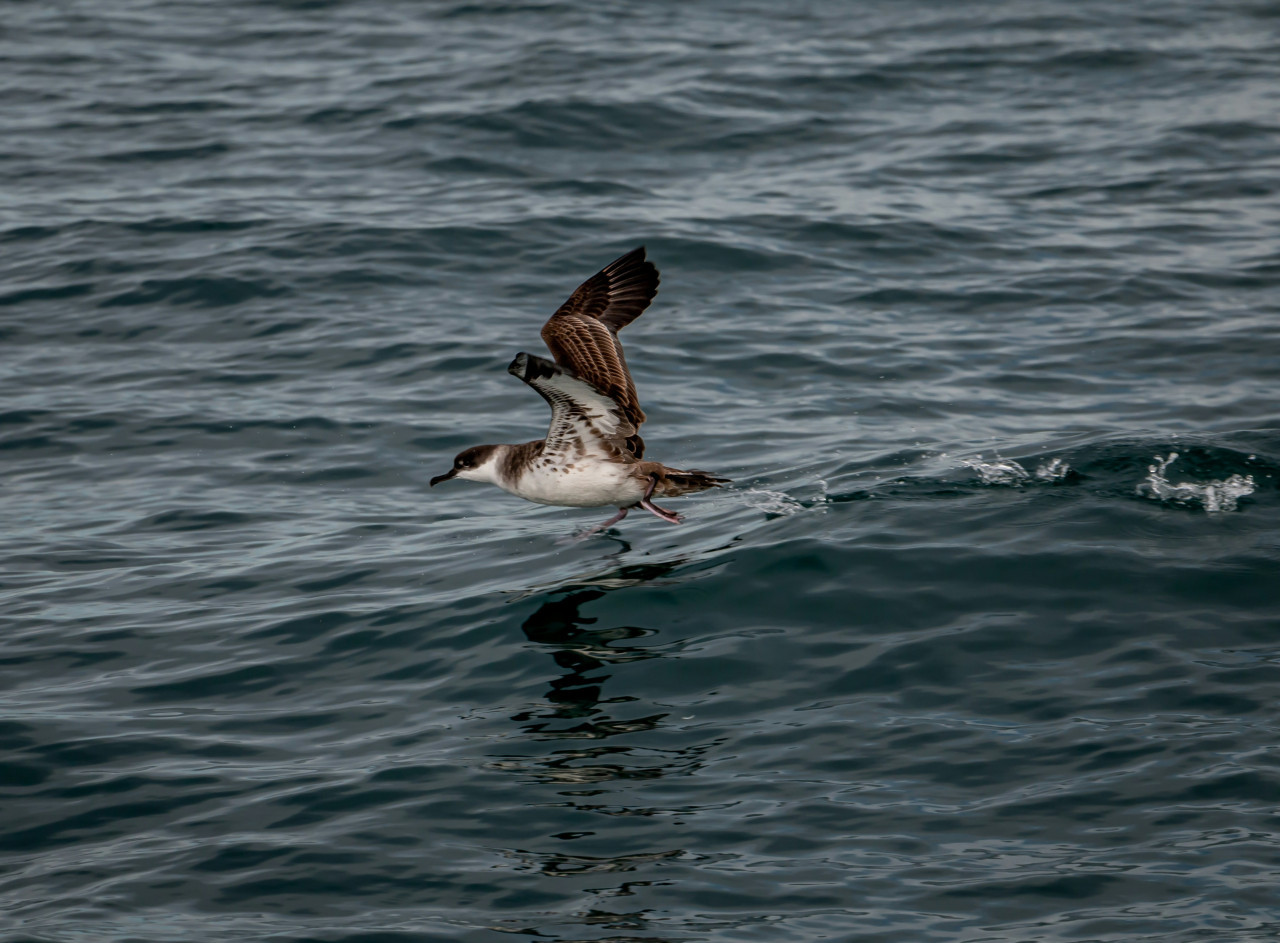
[430,246,729,533]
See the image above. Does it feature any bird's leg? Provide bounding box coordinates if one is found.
[571,506,630,540]
[596,506,630,530]
[642,474,658,501]
[639,500,683,524]
[639,474,683,524]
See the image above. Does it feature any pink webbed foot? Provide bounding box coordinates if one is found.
[639,499,683,524]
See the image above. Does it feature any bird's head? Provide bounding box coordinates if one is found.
[430,444,502,487]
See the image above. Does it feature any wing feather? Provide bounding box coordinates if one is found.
[539,247,658,452]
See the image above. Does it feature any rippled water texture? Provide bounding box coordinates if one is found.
[4,1,1280,940]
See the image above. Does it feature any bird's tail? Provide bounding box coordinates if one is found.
[650,465,732,498]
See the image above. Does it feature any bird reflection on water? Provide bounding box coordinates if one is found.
[511,560,688,749]
[488,560,725,888]
[516,589,662,737]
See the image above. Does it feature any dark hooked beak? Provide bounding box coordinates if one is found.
[429,469,457,487]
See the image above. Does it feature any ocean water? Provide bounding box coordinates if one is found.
[4,1,1280,940]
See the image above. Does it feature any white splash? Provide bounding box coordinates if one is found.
[742,488,807,516]
[962,455,1072,486]
[1137,452,1255,513]
[1035,457,1071,481]
[961,457,1030,485]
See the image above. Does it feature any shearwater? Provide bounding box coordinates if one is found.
[430,247,729,533]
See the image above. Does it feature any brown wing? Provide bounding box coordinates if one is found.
[539,246,659,457]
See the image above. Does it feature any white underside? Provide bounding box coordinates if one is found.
[503,459,646,508]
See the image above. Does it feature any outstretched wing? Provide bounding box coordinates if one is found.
[539,246,658,453]
[508,352,637,462]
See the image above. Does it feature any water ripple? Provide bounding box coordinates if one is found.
[4,1,1280,940]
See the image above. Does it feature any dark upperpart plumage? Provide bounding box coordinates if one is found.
[538,246,657,457]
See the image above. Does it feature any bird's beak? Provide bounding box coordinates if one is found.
[429,469,457,487]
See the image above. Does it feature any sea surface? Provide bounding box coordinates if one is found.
[3,2,1280,941]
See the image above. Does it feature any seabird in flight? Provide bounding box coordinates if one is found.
[430,247,729,532]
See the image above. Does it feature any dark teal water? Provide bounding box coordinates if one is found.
[4,2,1280,940]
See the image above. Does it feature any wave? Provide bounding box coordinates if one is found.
[802,437,1276,516]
